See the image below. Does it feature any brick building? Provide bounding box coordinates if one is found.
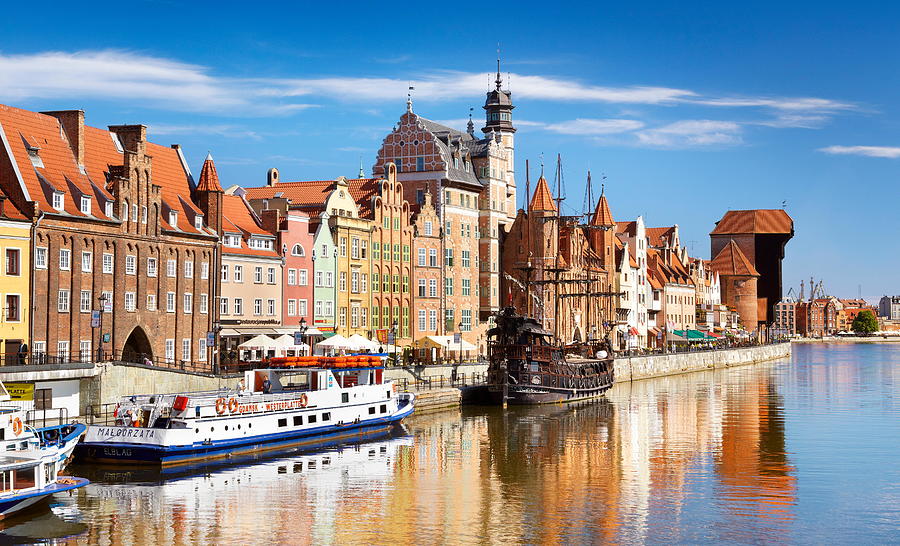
[878,295,900,320]
[411,192,442,353]
[773,298,797,335]
[708,240,759,329]
[0,105,217,367]
[709,210,794,330]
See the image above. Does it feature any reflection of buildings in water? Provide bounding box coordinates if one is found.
[608,363,795,542]
[72,436,413,544]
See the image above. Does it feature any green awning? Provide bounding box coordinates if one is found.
[674,329,711,340]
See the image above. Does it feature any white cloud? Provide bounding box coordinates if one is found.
[544,118,644,135]
[148,123,262,140]
[635,120,742,148]
[818,145,900,158]
[691,96,855,112]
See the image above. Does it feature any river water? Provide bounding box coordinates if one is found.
[5,343,899,544]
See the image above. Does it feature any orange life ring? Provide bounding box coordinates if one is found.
[299,393,308,408]
[227,398,239,413]
[215,398,227,415]
[12,417,22,436]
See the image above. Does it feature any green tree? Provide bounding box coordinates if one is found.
[851,310,879,334]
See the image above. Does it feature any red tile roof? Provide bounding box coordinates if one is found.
[646,226,676,247]
[615,220,637,236]
[222,194,270,237]
[590,193,614,226]
[708,240,760,276]
[196,154,223,192]
[710,209,793,235]
[529,176,557,212]
[245,177,381,218]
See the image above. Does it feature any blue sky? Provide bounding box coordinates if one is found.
[2,1,898,301]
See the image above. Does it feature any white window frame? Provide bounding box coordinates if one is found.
[81,251,92,273]
[80,290,92,313]
[35,247,47,269]
[147,257,157,277]
[58,289,70,313]
[103,253,114,274]
[166,292,176,313]
[125,255,136,275]
[59,249,71,270]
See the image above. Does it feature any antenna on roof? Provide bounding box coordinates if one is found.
[539,152,544,177]
[495,43,503,91]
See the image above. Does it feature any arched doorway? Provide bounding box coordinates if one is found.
[573,327,582,342]
[122,326,153,364]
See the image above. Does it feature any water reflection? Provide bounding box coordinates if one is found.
[10,345,900,544]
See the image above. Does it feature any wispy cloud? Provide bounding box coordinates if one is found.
[373,54,411,64]
[691,96,855,112]
[818,145,900,158]
[544,118,644,135]
[148,123,263,140]
[635,120,742,148]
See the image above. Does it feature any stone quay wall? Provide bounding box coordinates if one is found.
[613,342,791,383]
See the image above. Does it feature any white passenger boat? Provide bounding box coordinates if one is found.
[76,361,415,466]
[0,383,88,519]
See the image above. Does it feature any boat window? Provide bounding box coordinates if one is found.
[341,393,349,404]
[5,443,14,451]
[293,415,303,426]
[380,404,387,413]
[0,471,9,492]
[386,390,391,399]
[368,407,376,415]
[322,412,331,421]
[308,415,317,424]
[277,418,287,428]
[13,468,35,489]
[18,441,26,450]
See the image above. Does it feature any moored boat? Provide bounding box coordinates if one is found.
[487,306,614,405]
[0,383,88,519]
[76,358,415,466]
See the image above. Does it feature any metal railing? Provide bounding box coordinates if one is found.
[616,338,790,358]
[395,371,488,392]
[25,407,70,429]
[0,350,215,374]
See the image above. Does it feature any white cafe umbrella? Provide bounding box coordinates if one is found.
[347,334,378,352]
[238,334,278,349]
[317,334,351,349]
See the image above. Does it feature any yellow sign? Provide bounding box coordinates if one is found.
[4,382,33,401]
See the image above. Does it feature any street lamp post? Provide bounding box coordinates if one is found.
[390,319,398,366]
[298,317,309,355]
[97,292,109,361]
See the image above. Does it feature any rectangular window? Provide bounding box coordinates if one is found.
[182,339,191,361]
[373,242,380,260]
[146,257,157,277]
[80,340,91,361]
[35,247,47,269]
[287,299,296,316]
[52,192,64,211]
[429,279,437,298]
[57,341,69,361]
[299,269,308,286]
[325,301,333,316]
[125,292,136,312]
[234,265,243,282]
[315,271,323,287]
[198,339,207,361]
[293,415,303,426]
[418,279,426,297]
[360,240,367,259]
[462,250,471,268]
[351,272,359,293]
[339,272,347,292]
[308,414,317,424]
[267,267,276,284]
[167,259,177,277]
[339,237,347,257]
[288,269,296,285]
[254,299,262,316]
[79,290,92,313]
[402,276,409,293]
[445,248,453,267]
[147,294,157,311]
[445,309,455,332]
[165,339,175,363]
[445,277,453,296]
[102,291,113,312]
[166,292,176,313]
[201,262,209,280]
[392,275,399,293]
[339,307,347,328]
[322,412,331,422]
[59,249,71,270]
[393,244,401,261]
[325,272,333,287]
[125,255,136,275]
[351,306,359,328]
[418,309,426,331]
[351,238,359,259]
[58,289,70,312]
[5,295,19,321]
[220,297,228,315]
[299,299,308,317]
[402,245,410,262]
[200,293,208,314]
[424,221,433,236]
[361,306,367,327]
[429,249,437,267]
[429,309,437,331]
[394,218,400,231]
[254,267,263,283]
[183,293,193,313]
[416,156,425,171]
[185,261,194,279]
[462,278,471,296]
[418,248,426,266]
[222,264,229,282]
[315,300,323,317]
[361,273,368,293]
[234,298,243,315]
[267,299,275,316]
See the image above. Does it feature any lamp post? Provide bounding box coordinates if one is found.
[298,317,308,355]
[390,319,398,366]
[97,292,109,361]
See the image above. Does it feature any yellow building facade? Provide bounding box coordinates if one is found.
[0,215,31,359]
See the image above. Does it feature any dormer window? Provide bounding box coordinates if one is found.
[52,192,64,211]
[27,146,44,168]
[105,201,113,218]
[194,215,203,229]
[169,211,178,227]
[80,196,91,215]
[224,234,241,248]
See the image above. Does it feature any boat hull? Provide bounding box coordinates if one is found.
[0,477,88,520]
[488,383,613,405]
[77,405,414,466]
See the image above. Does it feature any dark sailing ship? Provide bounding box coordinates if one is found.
[487,157,616,405]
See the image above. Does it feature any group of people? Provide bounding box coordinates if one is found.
[234,375,272,395]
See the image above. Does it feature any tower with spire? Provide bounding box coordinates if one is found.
[195,152,224,235]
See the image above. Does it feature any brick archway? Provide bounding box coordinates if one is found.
[122,326,153,364]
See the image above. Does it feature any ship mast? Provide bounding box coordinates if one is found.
[553,154,564,340]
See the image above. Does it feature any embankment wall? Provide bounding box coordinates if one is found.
[613,342,791,383]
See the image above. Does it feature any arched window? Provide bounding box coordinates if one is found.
[292,244,305,257]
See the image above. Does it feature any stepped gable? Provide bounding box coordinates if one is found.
[710,209,793,235]
[528,175,557,212]
[709,239,760,276]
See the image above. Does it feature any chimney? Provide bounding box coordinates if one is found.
[42,110,85,168]
[267,168,280,186]
[108,124,147,155]
[260,208,281,235]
